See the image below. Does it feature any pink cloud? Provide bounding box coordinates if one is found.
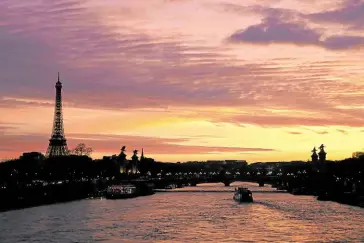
[308,0,364,29]
[229,17,320,45]
[228,17,364,50]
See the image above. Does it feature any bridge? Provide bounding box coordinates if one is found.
[120,174,280,189]
[155,189,288,193]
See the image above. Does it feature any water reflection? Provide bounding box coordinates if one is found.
[0,182,363,242]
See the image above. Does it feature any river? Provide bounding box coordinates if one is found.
[0,182,363,242]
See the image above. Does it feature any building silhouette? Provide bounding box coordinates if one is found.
[20,152,45,161]
[46,73,69,157]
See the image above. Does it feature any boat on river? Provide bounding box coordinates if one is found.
[233,187,253,203]
[317,190,331,201]
[292,187,310,195]
[105,184,138,199]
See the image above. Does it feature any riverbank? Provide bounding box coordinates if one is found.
[0,181,95,212]
[0,180,156,212]
[279,186,364,208]
[316,191,364,208]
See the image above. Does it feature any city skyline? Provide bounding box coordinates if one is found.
[1,0,364,162]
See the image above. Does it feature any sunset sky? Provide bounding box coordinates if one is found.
[1,0,364,162]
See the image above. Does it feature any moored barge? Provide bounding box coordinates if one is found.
[105,184,138,199]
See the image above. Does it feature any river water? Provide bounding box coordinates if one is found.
[0,182,363,243]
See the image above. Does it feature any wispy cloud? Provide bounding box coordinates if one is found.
[288,131,302,135]
[211,113,364,127]
[337,129,348,135]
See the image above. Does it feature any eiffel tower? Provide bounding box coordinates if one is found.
[46,72,69,157]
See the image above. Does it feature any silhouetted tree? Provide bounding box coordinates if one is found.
[352,151,364,159]
[71,143,93,156]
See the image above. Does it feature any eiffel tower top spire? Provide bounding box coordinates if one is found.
[56,72,62,89]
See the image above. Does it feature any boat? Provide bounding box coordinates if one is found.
[233,187,253,203]
[105,184,138,199]
[358,196,364,208]
[165,184,177,189]
[292,187,310,195]
[138,183,155,196]
[317,190,331,201]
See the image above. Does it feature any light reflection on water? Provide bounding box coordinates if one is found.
[0,182,363,243]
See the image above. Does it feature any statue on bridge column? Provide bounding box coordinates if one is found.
[311,146,318,162]
[318,144,327,162]
[118,146,128,174]
[131,149,139,174]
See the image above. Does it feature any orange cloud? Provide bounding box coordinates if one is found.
[0,133,275,160]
